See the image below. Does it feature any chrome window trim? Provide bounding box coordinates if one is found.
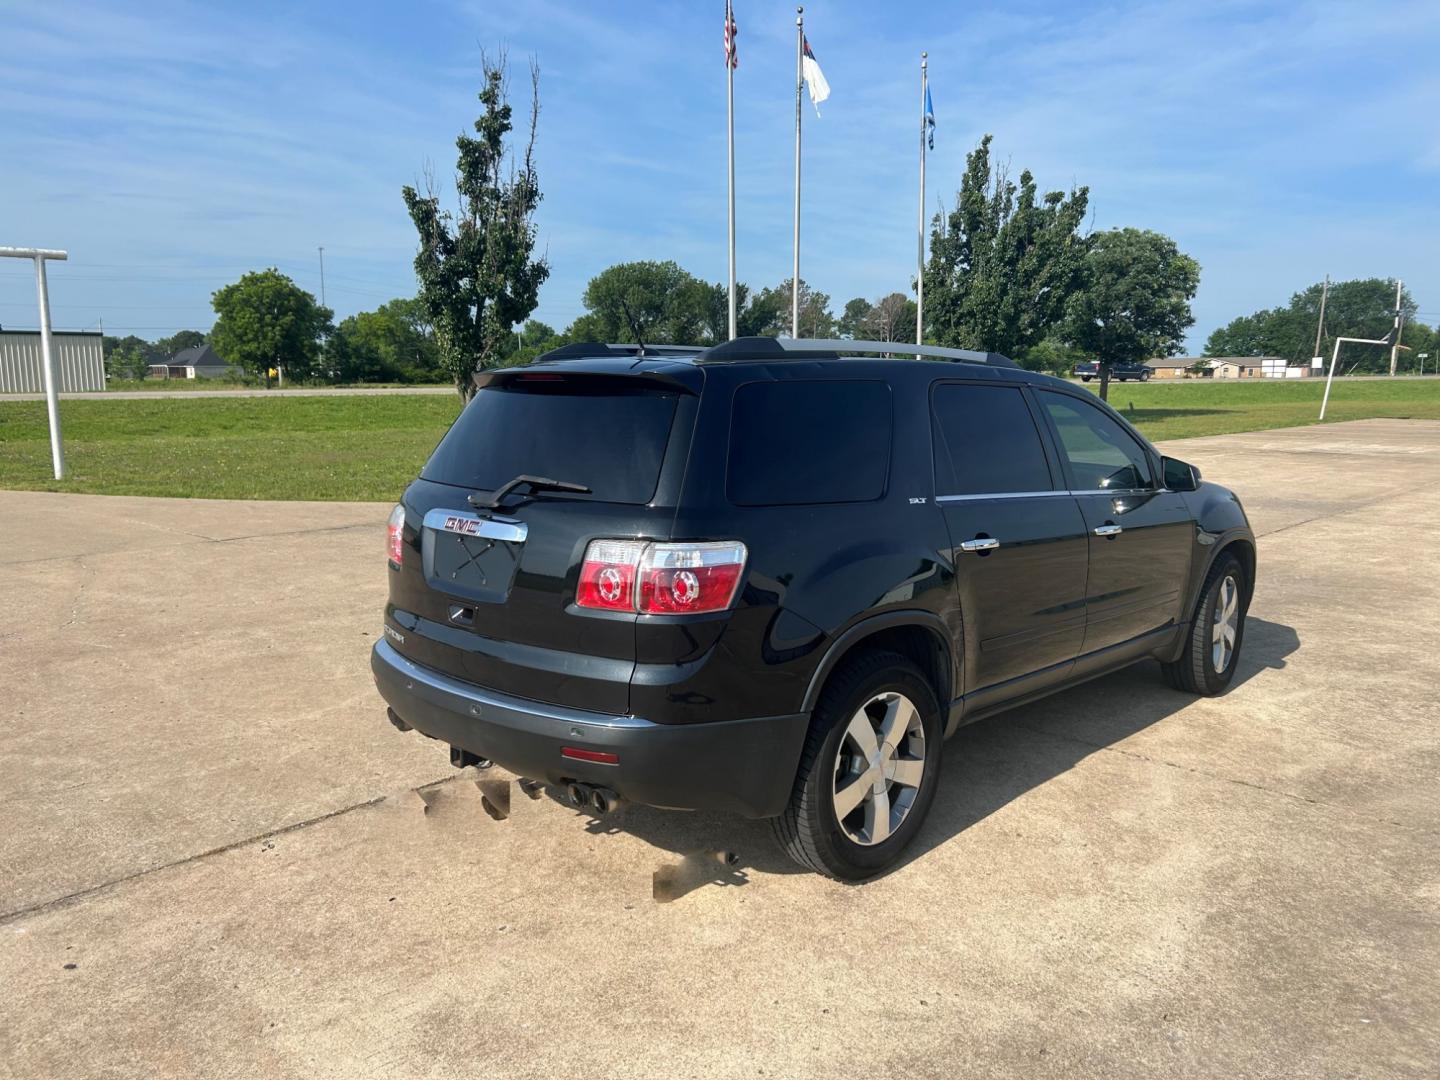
[422,508,529,543]
[935,490,1070,503]
[935,486,1159,503]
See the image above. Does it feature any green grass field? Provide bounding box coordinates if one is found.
[1,379,1437,501]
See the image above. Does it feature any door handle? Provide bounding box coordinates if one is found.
[1093,524,1123,537]
[960,537,1000,553]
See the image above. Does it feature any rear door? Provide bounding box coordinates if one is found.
[1033,388,1194,654]
[931,381,1089,692]
[386,369,696,713]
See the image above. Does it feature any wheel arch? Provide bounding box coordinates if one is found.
[800,611,955,718]
[1214,535,1256,607]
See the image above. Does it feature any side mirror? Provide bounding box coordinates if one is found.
[1162,456,1201,492]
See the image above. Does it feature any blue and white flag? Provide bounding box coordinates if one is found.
[925,85,935,150]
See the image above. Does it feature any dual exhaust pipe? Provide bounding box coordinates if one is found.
[566,782,621,816]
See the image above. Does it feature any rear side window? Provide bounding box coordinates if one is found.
[931,384,1054,495]
[422,377,679,504]
[727,380,891,506]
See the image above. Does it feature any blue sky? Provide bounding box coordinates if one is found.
[2,0,1438,351]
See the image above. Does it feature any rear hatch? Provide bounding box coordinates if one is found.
[385,365,700,714]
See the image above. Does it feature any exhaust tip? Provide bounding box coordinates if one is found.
[566,783,589,808]
[590,787,620,816]
[386,707,412,732]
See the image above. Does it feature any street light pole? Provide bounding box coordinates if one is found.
[1,246,69,478]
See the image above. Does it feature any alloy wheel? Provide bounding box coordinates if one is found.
[831,692,926,846]
[1212,574,1240,673]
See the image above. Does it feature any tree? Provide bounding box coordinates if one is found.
[102,334,159,380]
[1204,278,1417,372]
[838,298,873,339]
[403,53,549,398]
[154,330,206,358]
[1014,337,1085,378]
[210,269,333,386]
[578,260,710,346]
[1062,228,1199,400]
[752,278,835,338]
[861,293,917,344]
[924,134,1089,355]
[328,297,441,383]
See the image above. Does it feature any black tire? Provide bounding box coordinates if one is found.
[1080,376,1092,382]
[1162,553,1246,695]
[771,651,943,880]
[1141,370,1152,382]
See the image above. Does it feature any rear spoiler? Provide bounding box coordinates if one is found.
[473,366,701,395]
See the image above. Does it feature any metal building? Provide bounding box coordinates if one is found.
[0,329,105,393]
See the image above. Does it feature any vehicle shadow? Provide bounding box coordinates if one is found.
[541,616,1300,896]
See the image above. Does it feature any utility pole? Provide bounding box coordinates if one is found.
[318,246,327,308]
[1312,274,1328,358]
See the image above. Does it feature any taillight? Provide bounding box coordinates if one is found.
[387,504,405,567]
[638,542,747,613]
[576,539,646,611]
[576,539,747,614]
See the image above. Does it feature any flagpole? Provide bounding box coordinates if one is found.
[916,52,927,346]
[726,1,738,340]
[791,6,803,339]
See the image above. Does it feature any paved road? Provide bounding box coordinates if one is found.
[2,419,1437,1079]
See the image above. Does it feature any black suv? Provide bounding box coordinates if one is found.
[1073,359,1152,382]
[373,337,1254,879]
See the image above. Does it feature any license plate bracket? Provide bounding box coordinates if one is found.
[421,509,528,605]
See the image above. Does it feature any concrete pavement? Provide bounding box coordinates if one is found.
[2,419,1437,1079]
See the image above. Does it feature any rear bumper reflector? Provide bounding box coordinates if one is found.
[561,746,620,765]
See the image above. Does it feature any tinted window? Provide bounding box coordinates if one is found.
[727,380,891,506]
[422,377,679,504]
[1038,390,1153,490]
[931,384,1053,495]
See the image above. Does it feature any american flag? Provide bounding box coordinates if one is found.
[724,2,738,69]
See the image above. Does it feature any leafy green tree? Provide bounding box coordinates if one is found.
[1062,227,1200,400]
[102,334,160,380]
[328,297,441,383]
[751,278,835,338]
[838,298,873,339]
[403,54,549,398]
[924,135,1089,355]
[494,318,565,367]
[154,329,206,358]
[210,269,333,386]
[578,260,710,346]
[1014,337,1084,377]
[1204,278,1416,373]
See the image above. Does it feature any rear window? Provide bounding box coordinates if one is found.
[422,377,679,504]
[727,380,891,506]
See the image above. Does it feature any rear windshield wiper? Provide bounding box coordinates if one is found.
[468,474,592,510]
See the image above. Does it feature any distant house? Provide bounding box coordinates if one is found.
[147,344,238,380]
[1207,357,1274,379]
[1144,358,1197,380]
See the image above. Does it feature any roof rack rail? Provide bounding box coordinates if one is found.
[535,342,706,363]
[695,336,1016,368]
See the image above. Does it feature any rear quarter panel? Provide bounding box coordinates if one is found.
[628,365,958,725]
